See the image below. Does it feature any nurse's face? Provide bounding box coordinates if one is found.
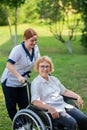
[25,35,37,49]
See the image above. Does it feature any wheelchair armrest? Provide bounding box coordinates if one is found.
[63,96,79,109]
[63,96,77,101]
[27,104,48,112]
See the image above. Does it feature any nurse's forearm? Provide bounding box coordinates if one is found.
[6,62,21,79]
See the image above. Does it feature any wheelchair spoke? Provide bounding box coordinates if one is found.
[12,111,46,130]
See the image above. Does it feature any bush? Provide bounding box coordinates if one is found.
[81,31,87,49]
[0,4,8,25]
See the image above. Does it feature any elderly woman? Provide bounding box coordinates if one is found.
[31,56,87,130]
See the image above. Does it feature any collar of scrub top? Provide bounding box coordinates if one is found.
[21,42,34,62]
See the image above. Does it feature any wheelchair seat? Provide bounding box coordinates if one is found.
[12,81,79,130]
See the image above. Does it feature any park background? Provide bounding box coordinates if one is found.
[0,0,87,130]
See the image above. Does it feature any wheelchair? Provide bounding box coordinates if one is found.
[12,81,79,130]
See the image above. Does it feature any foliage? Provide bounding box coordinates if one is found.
[20,0,39,23]
[37,0,62,23]
[0,0,87,50]
[0,0,28,45]
[70,0,87,49]
[6,0,26,7]
[0,4,8,25]
[81,31,87,49]
[0,0,39,25]
[80,1,87,49]
[36,0,81,54]
[0,0,40,45]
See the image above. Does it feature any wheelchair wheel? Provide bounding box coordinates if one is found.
[12,109,46,130]
[28,106,52,130]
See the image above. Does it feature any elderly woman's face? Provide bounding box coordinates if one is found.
[38,61,51,80]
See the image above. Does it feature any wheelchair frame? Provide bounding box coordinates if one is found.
[12,81,78,130]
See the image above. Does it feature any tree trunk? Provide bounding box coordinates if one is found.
[4,3,12,41]
[14,6,18,45]
[65,41,72,54]
[7,16,12,40]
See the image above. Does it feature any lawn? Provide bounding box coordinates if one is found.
[0,24,87,130]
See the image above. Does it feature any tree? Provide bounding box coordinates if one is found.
[0,0,27,45]
[1,0,12,41]
[79,0,87,51]
[68,0,87,52]
[7,0,27,45]
[37,0,80,54]
[0,4,8,25]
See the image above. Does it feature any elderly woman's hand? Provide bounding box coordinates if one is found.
[77,96,84,109]
[48,107,59,119]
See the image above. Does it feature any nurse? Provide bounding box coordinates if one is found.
[1,28,40,120]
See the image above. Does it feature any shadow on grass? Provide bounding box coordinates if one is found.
[0,35,85,57]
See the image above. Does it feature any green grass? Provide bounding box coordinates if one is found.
[0,88,12,130]
[0,24,87,130]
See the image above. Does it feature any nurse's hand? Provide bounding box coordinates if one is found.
[18,76,26,83]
